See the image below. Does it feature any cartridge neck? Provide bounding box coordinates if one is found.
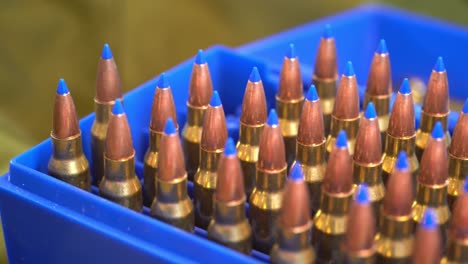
[104,154,136,181]
[446,236,468,262]
[276,96,303,137]
[199,148,222,172]
[296,139,326,166]
[238,122,263,146]
[51,133,84,160]
[148,130,163,152]
[320,189,353,215]
[448,153,468,198]
[353,161,384,187]
[186,103,207,127]
[94,98,115,123]
[277,221,312,251]
[255,166,287,192]
[379,209,414,239]
[364,93,390,118]
[312,77,337,100]
[384,133,416,157]
[364,93,390,133]
[330,115,360,139]
[419,110,449,134]
[213,198,247,225]
[415,182,448,207]
[156,176,189,203]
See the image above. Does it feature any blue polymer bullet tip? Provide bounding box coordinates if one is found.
[344,61,355,77]
[355,184,370,204]
[267,109,279,126]
[336,130,348,148]
[431,122,444,139]
[195,49,206,64]
[249,67,261,82]
[101,43,113,60]
[224,138,236,156]
[157,73,170,88]
[434,56,445,72]
[289,163,304,181]
[164,118,177,134]
[210,91,222,107]
[396,151,409,170]
[112,99,124,115]
[463,178,468,193]
[399,78,411,94]
[463,98,468,114]
[364,102,377,119]
[306,85,319,101]
[57,78,69,95]
[323,24,333,39]
[286,43,297,59]
[376,39,388,54]
[421,209,437,229]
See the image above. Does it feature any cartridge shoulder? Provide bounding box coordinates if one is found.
[249,188,283,211]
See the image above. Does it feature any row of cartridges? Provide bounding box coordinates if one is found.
[46,25,468,263]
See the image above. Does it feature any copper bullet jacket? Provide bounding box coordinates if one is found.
[150,119,193,232]
[143,78,178,206]
[443,185,468,263]
[313,31,338,137]
[237,70,267,196]
[92,46,123,186]
[183,52,213,179]
[49,81,91,190]
[447,107,468,207]
[99,101,142,212]
[270,165,315,264]
[326,69,360,157]
[382,81,419,185]
[416,60,451,161]
[277,48,304,167]
[312,131,353,263]
[208,139,252,254]
[194,94,227,229]
[250,110,287,253]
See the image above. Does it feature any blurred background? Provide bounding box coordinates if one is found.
[0,0,467,262]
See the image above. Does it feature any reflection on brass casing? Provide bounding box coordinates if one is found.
[207,198,252,254]
[150,176,194,232]
[276,97,303,167]
[293,139,326,217]
[382,134,419,185]
[341,247,376,264]
[353,160,385,224]
[91,100,114,185]
[443,238,468,263]
[237,123,264,197]
[143,130,162,206]
[375,209,414,263]
[312,77,336,136]
[447,153,468,208]
[270,221,315,264]
[412,182,450,247]
[99,155,143,212]
[194,148,222,229]
[48,133,91,191]
[249,166,287,253]
[415,111,451,161]
[312,189,353,263]
[326,116,360,156]
[182,104,207,180]
[364,93,391,149]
